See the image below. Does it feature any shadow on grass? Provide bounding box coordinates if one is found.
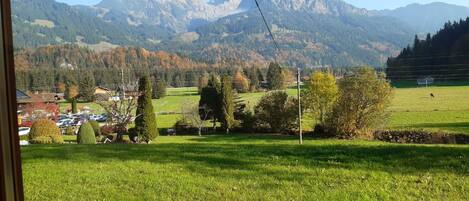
[20,139,469,180]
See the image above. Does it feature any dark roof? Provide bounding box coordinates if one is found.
[16,90,30,100]
[16,90,57,104]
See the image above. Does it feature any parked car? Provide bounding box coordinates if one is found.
[56,119,73,127]
[18,127,30,136]
[96,114,108,122]
[89,114,101,121]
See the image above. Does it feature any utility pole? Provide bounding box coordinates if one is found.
[297,67,303,145]
[121,68,125,99]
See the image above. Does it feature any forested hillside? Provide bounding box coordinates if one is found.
[387,17,469,81]
[12,0,416,67]
[14,45,262,92]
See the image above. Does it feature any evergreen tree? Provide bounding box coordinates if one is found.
[79,70,96,102]
[246,67,260,91]
[220,75,235,134]
[199,74,221,131]
[152,76,167,99]
[135,75,159,143]
[77,122,96,144]
[266,62,285,90]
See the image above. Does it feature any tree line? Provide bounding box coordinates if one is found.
[15,45,364,94]
[387,17,469,82]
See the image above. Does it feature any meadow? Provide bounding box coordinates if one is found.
[60,85,469,134]
[25,85,469,200]
[21,135,469,201]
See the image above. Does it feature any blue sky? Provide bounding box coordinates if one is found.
[344,0,469,10]
[56,0,469,10]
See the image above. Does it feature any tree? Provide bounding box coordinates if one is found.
[181,103,211,136]
[302,71,338,125]
[232,69,250,93]
[77,122,97,144]
[199,74,221,131]
[71,99,78,114]
[152,76,167,99]
[220,75,235,134]
[245,66,262,91]
[197,72,209,94]
[266,62,285,90]
[79,70,96,102]
[254,91,298,133]
[98,94,138,142]
[135,75,159,143]
[324,67,393,139]
[57,82,66,93]
[65,81,79,101]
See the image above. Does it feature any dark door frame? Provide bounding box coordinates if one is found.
[0,0,25,200]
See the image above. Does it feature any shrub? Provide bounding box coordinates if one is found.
[374,130,469,144]
[254,91,298,133]
[77,122,96,144]
[29,119,63,144]
[88,120,101,136]
[65,127,75,135]
[30,136,53,144]
[173,119,197,134]
[240,110,257,133]
[51,135,64,144]
[100,125,116,135]
[128,127,138,143]
[324,68,393,139]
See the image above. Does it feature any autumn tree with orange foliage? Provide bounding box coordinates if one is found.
[232,69,250,93]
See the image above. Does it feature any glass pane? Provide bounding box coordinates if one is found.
[11,0,469,200]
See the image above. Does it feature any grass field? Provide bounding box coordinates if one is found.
[21,135,469,201]
[60,85,469,134]
[26,86,469,200]
[389,86,469,133]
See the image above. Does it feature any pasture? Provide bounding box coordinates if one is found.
[60,85,469,134]
[21,135,469,201]
[26,85,469,200]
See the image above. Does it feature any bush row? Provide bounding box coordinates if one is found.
[374,130,469,144]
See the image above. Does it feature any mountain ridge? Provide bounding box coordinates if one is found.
[13,0,467,67]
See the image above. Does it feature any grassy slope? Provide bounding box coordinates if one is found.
[60,86,469,133]
[22,135,469,201]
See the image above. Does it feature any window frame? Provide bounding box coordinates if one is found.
[0,0,25,200]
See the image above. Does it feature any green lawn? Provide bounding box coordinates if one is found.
[388,86,469,133]
[60,86,469,133]
[21,135,469,201]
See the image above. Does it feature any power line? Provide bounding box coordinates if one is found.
[254,0,281,53]
[386,63,469,69]
[390,54,469,61]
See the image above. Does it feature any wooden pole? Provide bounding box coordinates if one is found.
[297,68,303,145]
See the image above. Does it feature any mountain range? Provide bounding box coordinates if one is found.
[11,0,469,67]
